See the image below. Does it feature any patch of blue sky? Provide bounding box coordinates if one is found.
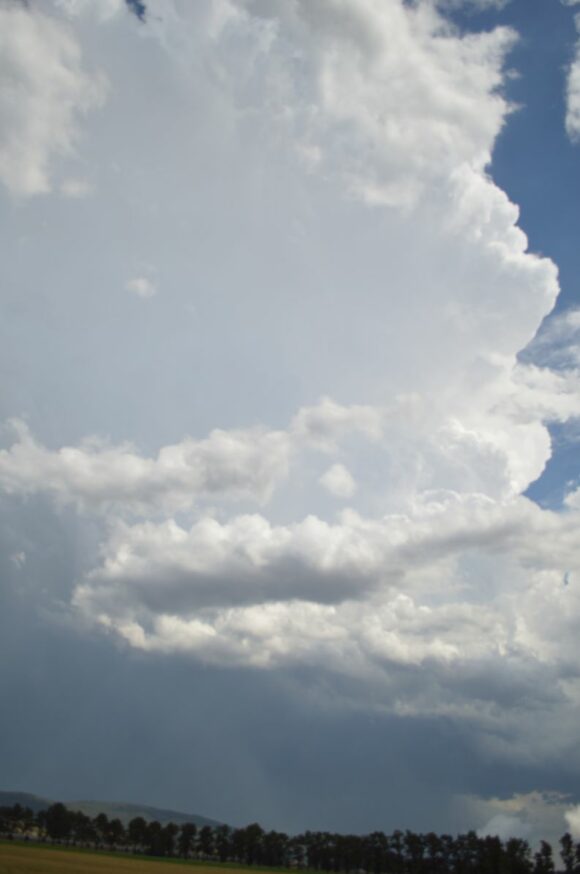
[448,0,580,509]
[125,0,146,22]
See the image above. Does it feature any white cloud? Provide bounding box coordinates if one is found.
[68,493,580,737]
[0,418,293,514]
[54,0,125,19]
[565,486,580,508]
[437,0,510,9]
[319,463,357,499]
[125,276,157,298]
[565,804,580,838]
[236,0,517,210]
[478,814,532,841]
[564,10,580,142]
[467,791,572,849]
[0,3,106,197]
[4,366,579,518]
[291,397,383,450]
[0,399,394,514]
[566,51,580,142]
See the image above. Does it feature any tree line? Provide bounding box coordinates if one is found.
[1,800,580,873]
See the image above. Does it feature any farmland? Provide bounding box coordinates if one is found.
[0,843,268,874]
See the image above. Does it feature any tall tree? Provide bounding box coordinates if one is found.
[534,840,555,874]
[71,811,95,846]
[178,822,197,859]
[561,834,577,874]
[505,837,533,874]
[45,803,72,844]
[198,824,215,858]
[162,822,178,857]
[215,824,232,862]
[404,830,425,874]
[128,816,147,852]
[94,812,109,848]
[145,820,164,856]
[107,817,125,849]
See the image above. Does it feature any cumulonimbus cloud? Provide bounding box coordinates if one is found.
[1,0,580,759]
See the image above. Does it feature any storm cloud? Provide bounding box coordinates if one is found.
[1,0,580,841]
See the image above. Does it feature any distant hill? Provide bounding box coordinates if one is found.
[0,791,53,814]
[67,799,223,828]
[0,790,224,828]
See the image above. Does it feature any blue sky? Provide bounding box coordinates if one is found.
[1,0,580,848]
[473,0,580,507]
[445,0,580,508]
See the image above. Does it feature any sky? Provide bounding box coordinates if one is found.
[1,0,580,848]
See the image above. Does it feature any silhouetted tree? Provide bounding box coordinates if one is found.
[504,837,533,874]
[404,830,425,874]
[94,812,109,848]
[391,830,405,874]
[128,816,147,852]
[364,830,389,874]
[45,803,71,843]
[198,823,215,858]
[3,794,577,874]
[145,820,163,856]
[106,817,125,849]
[70,810,95,846]
[178,822,197,858]
[263,830,289,867]
[289,834,307,869]
[215,824,232,862]
[534,840,554,874]
[162,822,178,857]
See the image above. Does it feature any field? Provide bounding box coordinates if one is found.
[0,843,271,874]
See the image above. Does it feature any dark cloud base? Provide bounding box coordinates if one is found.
[1,584,577,835]
[1,501,578,836]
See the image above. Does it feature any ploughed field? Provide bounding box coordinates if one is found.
[0,843,271,874]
